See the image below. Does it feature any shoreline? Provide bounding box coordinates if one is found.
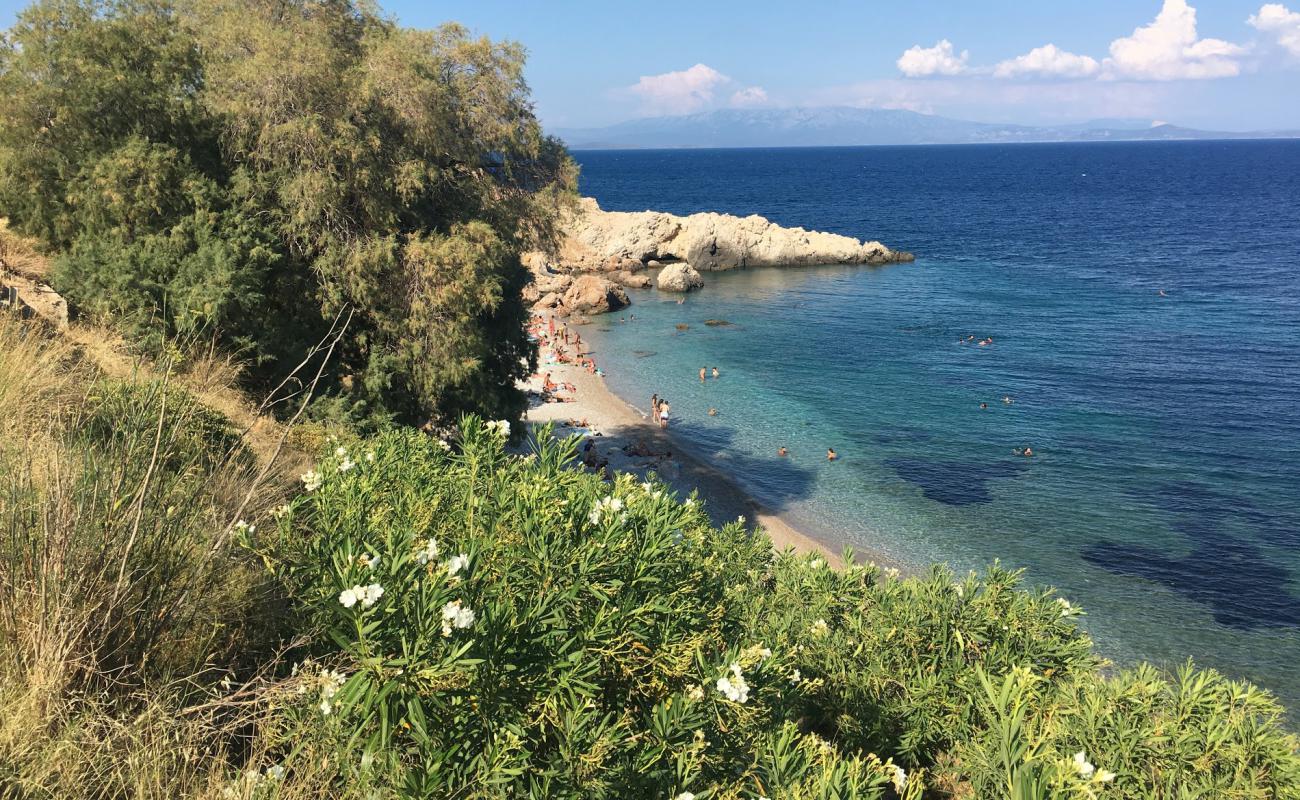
[523,315,899,569]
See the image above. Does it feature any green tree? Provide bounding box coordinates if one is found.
[0,0,575,427]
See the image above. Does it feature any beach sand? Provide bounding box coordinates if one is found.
[523,318,842,565]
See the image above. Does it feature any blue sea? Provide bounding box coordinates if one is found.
[572,141,1300,707]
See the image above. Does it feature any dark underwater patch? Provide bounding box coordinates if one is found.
[885,457,1028,507]
[1087,480,1300,630]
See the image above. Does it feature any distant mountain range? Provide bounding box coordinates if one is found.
[554,107,1300,150]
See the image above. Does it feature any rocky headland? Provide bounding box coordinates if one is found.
[524,197,912,315]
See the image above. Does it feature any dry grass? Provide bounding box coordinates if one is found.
[0,216,48,279]
[0,312,331,799]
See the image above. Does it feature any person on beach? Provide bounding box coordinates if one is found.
[543,373,557,393]
[650,393,659,424]
[699,367,707,382]
[827,448,837,461]
[659,399,670,428]
[778,446,788,457]
[712,367,719,379]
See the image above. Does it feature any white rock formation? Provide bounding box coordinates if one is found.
[656,263,704,292]
[523,197,911,315]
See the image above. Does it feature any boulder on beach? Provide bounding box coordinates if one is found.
[563,275,629,315]
[532,291,563,311]
[657,263,704,293]
[612,271,652,289]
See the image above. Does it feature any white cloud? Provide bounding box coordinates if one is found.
[1249,3,1300,57]
[626,63,730,115]
[729,86,770,108]
[897,40,969,77]
[1103,0,1244,79]
[994,44,1101,79]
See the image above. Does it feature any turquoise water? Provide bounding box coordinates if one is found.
[573,142,1300,706]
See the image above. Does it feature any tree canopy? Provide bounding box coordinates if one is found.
[0,0,576,426]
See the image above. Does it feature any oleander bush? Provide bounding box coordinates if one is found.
[245,418,1300,799]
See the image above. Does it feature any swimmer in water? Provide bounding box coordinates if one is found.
[1158,289,1167,297]
[827,448,837,461]
[708,407,718,416]
[699,367,707,382]
[712,367,719,379]
[980,402,988,409]
[1003,396,1013,404]
[778,446,788,457]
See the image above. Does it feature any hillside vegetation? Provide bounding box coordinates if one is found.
[0,0,575,429]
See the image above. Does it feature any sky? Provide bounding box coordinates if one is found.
[3,0,1299,131]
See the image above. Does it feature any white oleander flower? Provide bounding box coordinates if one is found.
[684,497,695,507]
[810,619,829,637]
[338,457,355,473]
[359,553,381,571]
[301,469,322,491]
[737,515,746,524]
[1096,768,1116,783]
[437,438,452,451]
[715,662,750,704]
[265,764,285,781]
[891,764,907,792]
[445,553,469,577]
[365,450,376,463]
[672,793,695,800]
[790,669,803,684]
[884,567,900,579]
[318,668,346,715]
[641,481,654,493]
[272,503,292,518]
[485,419,510,437]
[953,582,964,597]
[687,685,704,701]
[1057,597,1079,616]
[335,446,347,457]
[416,538,439,565]
[1072,751,1096,780]
[360,583,384,608]
[589,495,626,525]
[338,585,362,608]
[440,599,476,635]
[809,557,825,569]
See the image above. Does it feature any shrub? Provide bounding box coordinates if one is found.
[249,420,1299,798]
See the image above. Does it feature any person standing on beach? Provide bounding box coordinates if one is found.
[659,399,670,428]
[650,393,659,424]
